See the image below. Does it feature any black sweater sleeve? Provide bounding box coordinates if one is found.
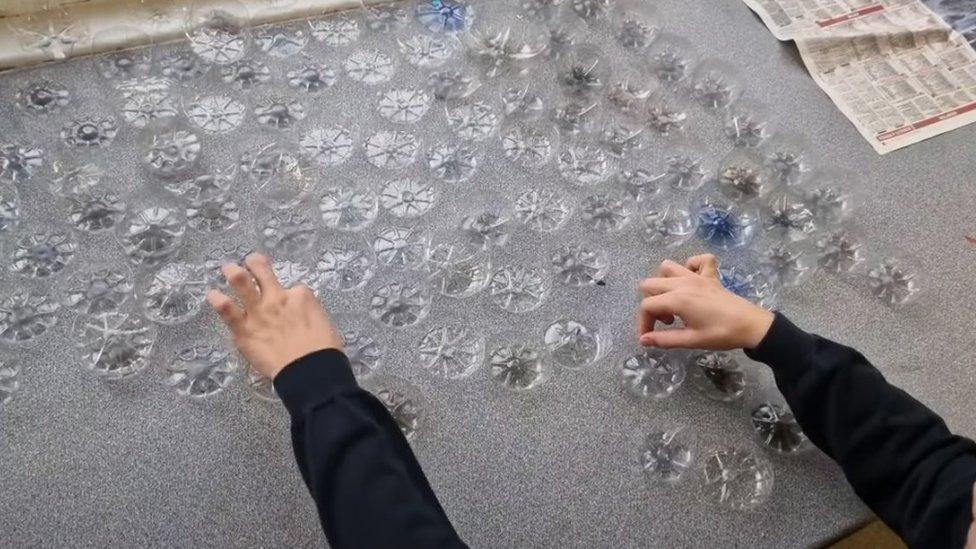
[273,349,466,549]
[746,313,976,548]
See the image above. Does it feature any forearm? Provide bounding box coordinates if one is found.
[275,350,465,548]
[747,314,976,548]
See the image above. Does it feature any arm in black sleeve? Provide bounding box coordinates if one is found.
[273,349,466,549]
[746,313,976,548]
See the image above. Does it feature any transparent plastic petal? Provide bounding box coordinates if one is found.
[557,140,613,186]
[544,319,602,369]
[314,244,375,292]
[425,243,490,298]
[378,88,432,124]
[139,262,209,325]
[417,325,485,379]
[416,0,474,33]
[758,243,815,288]
[0,360,21,406]
[70,312,155,379]
[373,226,429,270]
[364,377,424,440]
[815,229,864,274]
[63,267,134,315]
[140,122,201,177]
[612,0,659,50]
[427,143,479,183]
[752,402,809,454]
[761,189,817,242]
[865,257,920,306]
[489,265,550,313]
[557,45,611,98]
[762,132,813,186]
[165,343,239,397]
[501,123,556,170]
[300,126,356,168]
[716,149,770,201]
[647,32,696,84]
[369,283,431,328]
[255,24,308,57]
[185,7,250,65]
[379,178,438,218]
[719,264,777,309]
[115,205,185,266]
[0,143,44,182]
[514,189,571,232]
[9,228,78,278]
[398,35,454,68]
[580,192,631,232]
[0,290,61,344]
[461,212,511,250]
[621,349,685,400]
[699,447,774,510]
[724,99,774,148]
[365,130,419,170]
[640,202,696,248]
[447,101,500,141]
[309,16,360,47]
[60,117,118,148]
[219,59,270,89]
[690,59,742,110]
[489,344,545,390]
[551,244,608,286]
[694,195,759,250]
[185,95,245,134]
[343,328,384,380]
[253,96,305,129]
[287,63,336,93]
[160,49,212,82]
[0,183,21,235]
[17,81,70,114]
[259,210,317,256]
[344,49,395,85]
[318,186,378,232]
[121,92,178,128]
[640,430,694,483]
[689,351,746,402]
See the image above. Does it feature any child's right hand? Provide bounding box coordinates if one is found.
[207,253,344,381]
[636,254,774,351]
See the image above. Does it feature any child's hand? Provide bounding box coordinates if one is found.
[636,254,774,351]
[207,253,343,380]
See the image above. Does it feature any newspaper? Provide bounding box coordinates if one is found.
[741,0,976,154]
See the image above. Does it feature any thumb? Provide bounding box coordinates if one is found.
[640,328,698,349]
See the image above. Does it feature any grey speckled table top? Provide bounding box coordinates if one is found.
[1,1,975,548]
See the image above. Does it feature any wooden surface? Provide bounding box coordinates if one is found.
[829,521,907,549]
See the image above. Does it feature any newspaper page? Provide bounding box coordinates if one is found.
[740,0,976,154]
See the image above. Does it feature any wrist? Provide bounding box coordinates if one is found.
[742,308,775,350]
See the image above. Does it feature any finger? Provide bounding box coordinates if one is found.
[657,259,693,278]
[640,294,680,318]
[207,290,244,328]
[223,264,261,306]
[638,277,682,296]
[244,253,284,296]
[686,254,720,279]
[637,308,653,338]
[639,328,698,349]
